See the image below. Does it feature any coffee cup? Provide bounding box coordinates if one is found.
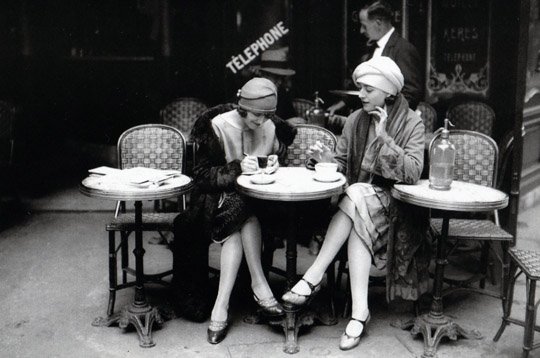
[257,156,268,170]
[315,162,338,179]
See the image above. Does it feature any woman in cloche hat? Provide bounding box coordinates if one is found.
[172,77,296,344]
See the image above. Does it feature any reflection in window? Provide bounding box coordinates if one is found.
[525,0,540,104]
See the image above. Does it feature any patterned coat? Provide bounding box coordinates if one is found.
[337,94,431,302]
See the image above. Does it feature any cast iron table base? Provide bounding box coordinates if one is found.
[394,215,482,357]
[92,201,162,348]
[92,303,163,348]
[396,312,482,358]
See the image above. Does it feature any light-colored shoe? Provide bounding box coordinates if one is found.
[281,278,321,307]
[339,312,371,351]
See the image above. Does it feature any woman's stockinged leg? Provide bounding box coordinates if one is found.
[290,198,354,296]
[211,232,243,322]
[240,216,273,299]
[346,230,371,336]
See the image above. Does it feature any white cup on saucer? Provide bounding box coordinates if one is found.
[314,162,339,181]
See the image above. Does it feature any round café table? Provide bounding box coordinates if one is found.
[237,167,346,354]
[391,179,508,358]
[80,173,193,348]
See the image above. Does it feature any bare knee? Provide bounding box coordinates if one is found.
[245,215,259,226]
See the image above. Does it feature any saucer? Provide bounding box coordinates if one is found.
[250,174,276,185]
[242,169,262,176]
[313,172,342,182]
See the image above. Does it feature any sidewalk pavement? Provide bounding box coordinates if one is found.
[0,186,539,357]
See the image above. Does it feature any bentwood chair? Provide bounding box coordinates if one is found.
[104,124,186,316]
[161,97,208,172]
[429,130,513,297]
[292,98,315,121]
[283,124,337,167]
[160,98,208,139]
[494,249,540,357]
[416,101,437,135]
[446,101,495,136]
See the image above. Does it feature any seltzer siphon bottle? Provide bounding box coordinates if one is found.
[429,118,455,190]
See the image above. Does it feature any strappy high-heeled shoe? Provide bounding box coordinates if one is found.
[339,312,371,351]
[207,319,229,344]
[281,278,322,307]
[254,294,284,316]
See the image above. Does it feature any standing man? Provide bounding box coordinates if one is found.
[329,0,424,114]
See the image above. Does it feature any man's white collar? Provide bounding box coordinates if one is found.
[376,27,395,52]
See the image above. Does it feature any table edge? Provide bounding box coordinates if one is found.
[390,186,509,212]
[79,179,194,201]
[237,183,345,201]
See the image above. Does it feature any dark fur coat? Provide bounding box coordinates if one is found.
[174,104,296,243]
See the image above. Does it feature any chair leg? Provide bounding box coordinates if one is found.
[336,250,347,291]
[343,273,351,318]
[107,230,117,317]
[494,260,518,341]
[121,231,129,284]
[325,261,337,323]
[480,241,491,289]
[523,278,537,357]
[261,230,275,279]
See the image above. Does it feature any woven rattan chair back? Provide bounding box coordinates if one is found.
[284,124,337,167]
[160,98,208,139]
[446,101,495,136]
[416,101,436,134]
[292,98,315,119]
[117,124,186,172]
[429,129,498,188]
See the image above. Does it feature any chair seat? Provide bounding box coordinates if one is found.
[510,248,540,280]
[430,218,513,241]
[106,212,178,231]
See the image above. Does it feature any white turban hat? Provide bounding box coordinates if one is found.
[352,56,404,95]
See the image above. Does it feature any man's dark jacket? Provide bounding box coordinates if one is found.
[380,31,424,110]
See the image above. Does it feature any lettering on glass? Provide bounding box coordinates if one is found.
[427,0,491,99]
[225,21,290,74]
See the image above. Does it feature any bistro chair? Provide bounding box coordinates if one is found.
[160,97,208,171]
[0,100,17,200]
[283,124,336,167]
[292,98,315,121]
[429,130,513,297]
[105,124,186,316]
[160,97,209,139]
[494,248,540,357]
[416,101,437,135]
[446,101,495,136]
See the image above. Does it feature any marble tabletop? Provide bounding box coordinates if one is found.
[236,167,346,202]
[391,179,508,212]
[80,172,193,201]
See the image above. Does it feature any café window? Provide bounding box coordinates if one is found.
[525,0,540,107]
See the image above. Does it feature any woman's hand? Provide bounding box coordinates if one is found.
[369,106,388,137]
[265,154,279,174]
[307,140,334,163]
[241,155,259,173]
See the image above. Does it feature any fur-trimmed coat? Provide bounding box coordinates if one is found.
[174,104,296,243]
